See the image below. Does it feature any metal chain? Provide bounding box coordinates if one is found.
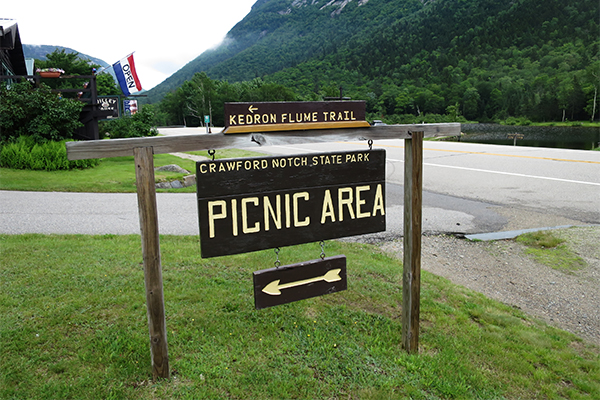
[319,241,326,260]
[368,139,373,150]
[208,149,216,161]
[274,247,281,268]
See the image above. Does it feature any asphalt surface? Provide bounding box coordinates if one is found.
[1,132,599,238]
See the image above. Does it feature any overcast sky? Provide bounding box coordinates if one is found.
[3,0,258,89]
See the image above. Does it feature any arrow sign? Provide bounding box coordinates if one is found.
[223,101,370,133]
[253,255,347,309]
[263,269,342,295]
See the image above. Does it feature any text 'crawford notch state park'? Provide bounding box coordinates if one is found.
[196,150,387,258]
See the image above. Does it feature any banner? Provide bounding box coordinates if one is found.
[124,99,138,115]
[113,54,142,96]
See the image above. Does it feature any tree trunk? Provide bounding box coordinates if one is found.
[592,86,597,122]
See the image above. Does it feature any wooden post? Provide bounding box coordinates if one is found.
[402,131,423,353]
[133,147,170,379]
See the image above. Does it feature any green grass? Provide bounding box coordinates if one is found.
[532,121,600,128]
[1,234,598,399]
[0,149,266,193]
[516,230,586,273]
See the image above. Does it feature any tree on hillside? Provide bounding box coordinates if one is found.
[159,73,297,127]
[35,49,94,76]
[35,49,120,96]
[583,62,599,121]
[182,73,218,127]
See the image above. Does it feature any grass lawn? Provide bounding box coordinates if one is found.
[1,234,598,399]
[531,121,600,128]
[0,149,265,193]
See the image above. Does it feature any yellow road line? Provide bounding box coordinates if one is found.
[338,141,600,165]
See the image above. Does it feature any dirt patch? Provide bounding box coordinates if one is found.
[380,226,600,346]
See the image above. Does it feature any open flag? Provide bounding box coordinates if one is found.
[113,53,142,96]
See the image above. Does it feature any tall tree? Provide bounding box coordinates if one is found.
[35,49,119,96]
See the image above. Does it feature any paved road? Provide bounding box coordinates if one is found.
[1,133,599,238]
[254,139,600,239]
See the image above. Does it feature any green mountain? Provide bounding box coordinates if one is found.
[146,0,599,122]
[146,0,423,102]
[23,45,109,68]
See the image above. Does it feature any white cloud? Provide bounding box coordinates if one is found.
[2,0,257,89]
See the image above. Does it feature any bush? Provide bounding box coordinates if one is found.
[0,80,84,143]
[99,106,159,139]
[368,113,467,125]
[0,136,99,171]
[500,116,532,126]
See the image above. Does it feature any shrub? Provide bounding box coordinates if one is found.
[0,80,84,143]
[0,136,99,171]
[99,106,159,139]
[500,116,532,126]
[368,113,467,125]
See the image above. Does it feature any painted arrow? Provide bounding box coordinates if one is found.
[248,105,258,113]
[262,269,342,296]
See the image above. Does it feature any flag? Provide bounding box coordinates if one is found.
[124,99,138,115]
[113,54,142,96]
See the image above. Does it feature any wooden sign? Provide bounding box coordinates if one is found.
[223,101,371,133]
[98,96,120,119]
[196,149,386,258]
[253,255,347,309]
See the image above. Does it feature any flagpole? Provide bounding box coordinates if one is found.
[98,51,135,75]
[95,65,112,75]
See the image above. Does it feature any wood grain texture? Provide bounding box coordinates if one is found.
[66,123,461,160]
[134,147,170,379]
[402,132,423,353]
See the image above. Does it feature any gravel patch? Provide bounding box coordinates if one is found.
[380,226,600,346]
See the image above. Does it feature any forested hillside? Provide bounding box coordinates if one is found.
[23,45,109,68]
[146,0,599,124]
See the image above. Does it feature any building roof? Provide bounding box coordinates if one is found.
[0,19,28,75]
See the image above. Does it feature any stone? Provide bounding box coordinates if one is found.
[183,175,196,187]
[155,164,190,174]
[170,180,184,189]
[155,182,171,189]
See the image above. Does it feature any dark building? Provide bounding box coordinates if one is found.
[0,19,27,76]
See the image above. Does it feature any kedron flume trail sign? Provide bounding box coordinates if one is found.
[223,101,371,133]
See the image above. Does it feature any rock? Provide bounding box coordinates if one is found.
[183,175,196,187]
[155,182,171,189]
[155,175,196,189]
[155,164,190,174]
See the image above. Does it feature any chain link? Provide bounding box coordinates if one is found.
[208,149,216,161]
[368,139,373,150]
[274,247,281,268]
[320,241,326,260]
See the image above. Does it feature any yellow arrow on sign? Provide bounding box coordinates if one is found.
[248,105,258,113]
[262,269,342,296]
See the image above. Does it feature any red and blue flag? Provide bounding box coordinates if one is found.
[113,54,142,96]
